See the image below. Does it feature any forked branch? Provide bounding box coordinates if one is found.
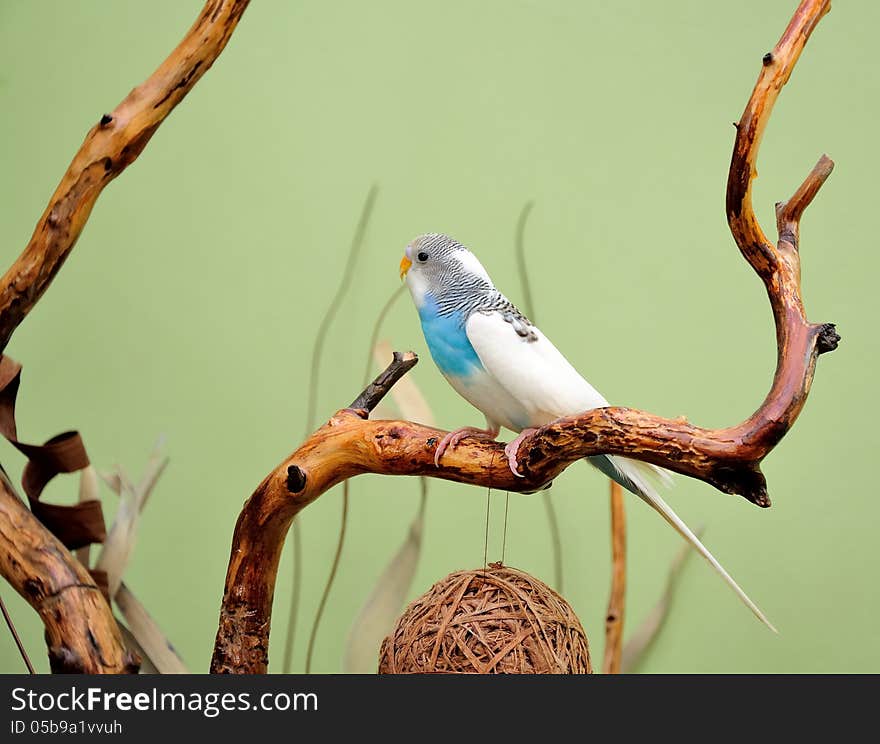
[212,0,838,673]
[0,0,250,672]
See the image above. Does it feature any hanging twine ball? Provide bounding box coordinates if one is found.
[379,563,591,674]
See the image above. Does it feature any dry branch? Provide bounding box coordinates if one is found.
[602,481,626,674]
[0,473,136,673]
[0,0,250,672]
[212,0,837,673]
[0,0,251,354]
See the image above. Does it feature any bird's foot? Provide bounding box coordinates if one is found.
[434,426,499,467]
[504,428,539,478]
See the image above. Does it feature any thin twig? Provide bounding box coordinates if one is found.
[362,287,406,388]
[602,481,626,674]
[0,592,35,674]
[776,154,835,251]
[305,185,379,432]
[285,184,378,673]
[514,200,563,591]
[515,200,536,321]
[280,519,301,674]
[620,527,704,673]
[542,496,564,593]
[304,481,349,673]
[350,352,419,411]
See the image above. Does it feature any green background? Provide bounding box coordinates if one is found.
[0,0,875,674]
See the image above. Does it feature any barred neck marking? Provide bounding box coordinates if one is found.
[405,233,536,336]
[433,286,534,332]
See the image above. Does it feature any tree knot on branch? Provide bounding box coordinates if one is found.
[286,465,307,494]
[816,323,840,354]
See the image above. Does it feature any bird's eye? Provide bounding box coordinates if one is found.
[417,251,429,262]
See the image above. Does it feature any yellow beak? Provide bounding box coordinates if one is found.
[399,255,412,280]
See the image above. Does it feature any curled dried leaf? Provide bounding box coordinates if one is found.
[76,465,100,566]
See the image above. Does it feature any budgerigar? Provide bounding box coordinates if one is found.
[399,233,775,631]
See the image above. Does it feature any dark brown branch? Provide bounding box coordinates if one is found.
[212,0,837,673]
[0,473,137,673]
[602,481,626,674]
[0,0,251,354]
[776,154,835,252]
[350,351,418,411]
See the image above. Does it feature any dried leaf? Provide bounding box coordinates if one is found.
[135,437,169,512]
[620,526,705,673]
[117,622,159,674]
[343,483,427,673]
[98,468,123,497]
[94,441,182,674]
[286,185,378,674]
[94,467,139,598]
[373,339,435,427]
[115,583,188,674]
[95,446,168,599]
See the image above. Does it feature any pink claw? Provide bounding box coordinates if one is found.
[504,428,539,478]
[433,425,499,467]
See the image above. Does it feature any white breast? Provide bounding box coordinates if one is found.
[465,311,609,429]
[442,365,532,433]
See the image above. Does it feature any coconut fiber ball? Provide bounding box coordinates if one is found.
[379,563,591,674]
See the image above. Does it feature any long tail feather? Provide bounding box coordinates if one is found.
[589,454,777,633]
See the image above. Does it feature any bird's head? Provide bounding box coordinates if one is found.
[399,234,493,307]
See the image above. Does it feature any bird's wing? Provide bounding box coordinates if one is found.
[465,310,608,420]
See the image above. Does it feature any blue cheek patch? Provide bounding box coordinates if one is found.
[418,295,483,378]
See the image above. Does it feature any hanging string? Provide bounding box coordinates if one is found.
[483,487,492,570]
[500,492,510,565]
[483,449,498,570]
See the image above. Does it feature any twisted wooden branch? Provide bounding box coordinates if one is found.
[212,0,837,673]
[0,473,138,673]
[0,0,250,354]
[0,0,250,672]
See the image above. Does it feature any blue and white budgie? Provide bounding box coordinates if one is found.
[399,233,775,631]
